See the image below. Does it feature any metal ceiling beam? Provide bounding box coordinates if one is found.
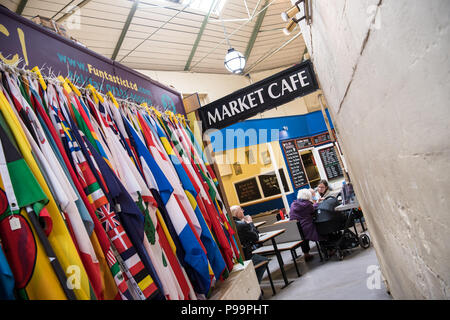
[112,0,140,61]
[190,0,276,71]
[16,0,28,15]
[244,0,269,61]
[119,1,191,63]
[184,0,217,71]
[244,30,302,75]
[56,0,92,23]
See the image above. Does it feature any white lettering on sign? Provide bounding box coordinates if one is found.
[298,70,310,87]
[205,65,315,126]
[208,108,222,125]
[229,100,240,115]
[268,82,280,99]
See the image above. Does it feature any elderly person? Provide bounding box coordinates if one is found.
[289,188,325,261]
[230,205,268,283]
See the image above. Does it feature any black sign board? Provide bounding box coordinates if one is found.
[235,178,262,204]
[296,137,313,149]
[258,169,290,198]
[312,132,331,145]
[319,146,343,180]
[281,140,308,188]
[198,60,319,131]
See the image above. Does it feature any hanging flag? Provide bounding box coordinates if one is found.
[92,103,186,300]
[13,79,104,299]
[0,117,72,300]
[141,113,228,281]
[32,84,131,300]
[123,115,212,295]
[0,88,95,300]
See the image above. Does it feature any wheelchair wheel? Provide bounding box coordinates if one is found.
[336,249,344,261]
[359,234,371,249]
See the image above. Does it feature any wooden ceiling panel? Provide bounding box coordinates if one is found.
[14,0,307,74]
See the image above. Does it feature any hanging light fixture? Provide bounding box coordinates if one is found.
[224,48,246,74]
[222,19,246,74]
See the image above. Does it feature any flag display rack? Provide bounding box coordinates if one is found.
[0,60,244,300]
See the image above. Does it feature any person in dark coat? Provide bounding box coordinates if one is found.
[289,188,326,261]
[231,205,268,283]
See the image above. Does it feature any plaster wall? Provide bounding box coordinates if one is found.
[297,0,450,298]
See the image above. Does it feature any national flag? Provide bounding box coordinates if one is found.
[21,83,104,299]
[157,116,238,269]
[92,105,187,300]
[123,115,212,295]
[0,115,71,300]
[141,113,228,281]
[0,88,94,300]
[64,114,163,300]
[34,84,132,300]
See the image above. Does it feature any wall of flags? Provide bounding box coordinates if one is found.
[0,64,242,300]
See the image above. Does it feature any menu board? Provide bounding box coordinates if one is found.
[319,146,343,180]
[235,178,262,204]
[258,169,290,198]
[296,137,313,149]
[312,132,331,145]
[281,140,308,188]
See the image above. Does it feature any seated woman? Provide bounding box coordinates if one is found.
[289,189,326,261]
[316,179,332,203]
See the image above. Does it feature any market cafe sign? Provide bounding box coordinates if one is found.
[198,60,319,131]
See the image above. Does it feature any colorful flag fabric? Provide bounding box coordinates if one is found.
[0,115,69,300]
[123,115,212,295]
[0,65,246,300]
[0,88,95,300]
[0,242,15,300]
[41,84,131,300]
[142,114,228,281]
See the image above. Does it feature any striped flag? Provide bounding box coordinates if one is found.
[123,115,212,296]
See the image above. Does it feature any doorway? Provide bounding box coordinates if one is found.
[300,150,321,188]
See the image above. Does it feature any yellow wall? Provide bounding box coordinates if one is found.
[216,140,293,207]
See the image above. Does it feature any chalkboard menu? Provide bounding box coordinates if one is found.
[258,169,290,198]
[281,140,308,188]
[319,146,343,180]
[296,137,313,149]
[312,132,331,145]
[235,178,262,204]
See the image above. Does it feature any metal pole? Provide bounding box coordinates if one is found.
[267,142,290,214]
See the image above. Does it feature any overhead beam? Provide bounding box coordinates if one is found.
[112,0,140,61]
[56,0,92,23]
[184,0,217,71]
[244,0,269,61]
[16,0,28,15]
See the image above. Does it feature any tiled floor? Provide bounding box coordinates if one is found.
[259,223,392,300]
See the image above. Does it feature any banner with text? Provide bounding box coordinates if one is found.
[0,6,185,115]
[198,60,319,131]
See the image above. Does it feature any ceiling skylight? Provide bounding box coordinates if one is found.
[164,0,227,15]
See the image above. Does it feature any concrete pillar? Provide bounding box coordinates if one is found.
[297,0,450,298]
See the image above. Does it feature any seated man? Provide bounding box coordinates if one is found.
[230,205,269,283]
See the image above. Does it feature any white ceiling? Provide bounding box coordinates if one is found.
[2,0,306,74]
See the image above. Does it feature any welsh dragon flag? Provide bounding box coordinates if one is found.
[0,88,93,300]
[0,112,69,300]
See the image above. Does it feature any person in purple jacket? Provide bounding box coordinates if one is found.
[289,188,326,261]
